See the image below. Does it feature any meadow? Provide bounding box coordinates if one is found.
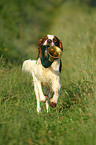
[0,1,96,145]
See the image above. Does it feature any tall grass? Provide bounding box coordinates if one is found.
[0,1,96,145]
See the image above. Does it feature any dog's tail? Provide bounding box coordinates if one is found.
[22,60,36,74]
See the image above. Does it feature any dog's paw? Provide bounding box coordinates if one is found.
[37,107,41,113]
[49,101,57,108]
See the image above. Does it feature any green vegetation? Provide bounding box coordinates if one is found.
[0,1,96,145]
[0,0,60,63]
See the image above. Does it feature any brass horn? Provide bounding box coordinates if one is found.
[48,46,62,62]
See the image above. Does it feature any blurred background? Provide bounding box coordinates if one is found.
[0,0,96,64]
[0,1,96,144]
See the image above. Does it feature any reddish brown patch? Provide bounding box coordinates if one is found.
[53,36,63,51]
[38,36,48,58]
[50,101,57,108]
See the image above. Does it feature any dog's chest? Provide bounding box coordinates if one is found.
[33,59,60,86]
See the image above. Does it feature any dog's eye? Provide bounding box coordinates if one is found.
[53,38,57,43]
[53,38,59,47]
[53,38,58,44]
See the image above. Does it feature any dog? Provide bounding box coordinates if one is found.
[22,34,63,112]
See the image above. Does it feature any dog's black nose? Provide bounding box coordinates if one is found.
[47,39,52,43]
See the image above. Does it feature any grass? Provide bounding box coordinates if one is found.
[0,1,96,145]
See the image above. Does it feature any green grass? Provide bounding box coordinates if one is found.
[0,1,96,145]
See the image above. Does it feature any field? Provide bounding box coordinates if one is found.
[0,1,96,145]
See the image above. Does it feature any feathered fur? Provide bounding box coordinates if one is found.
[22,34,63,112]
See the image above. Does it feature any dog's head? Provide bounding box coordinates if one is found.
[38,34,63,58]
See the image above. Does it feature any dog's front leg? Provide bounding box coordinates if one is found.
[46,100,49,113]
[32,73,41,112]
[33,79,41,112]
[50,82,61,108]
[50,90,60,107]
[32,73,46,112]
[38,82,46,102]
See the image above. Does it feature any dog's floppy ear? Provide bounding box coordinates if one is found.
[59,40,63,51]
[38,38,43,58]
[38,35,48,58]
[54,36,63,51]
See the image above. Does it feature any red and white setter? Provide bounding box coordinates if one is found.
[22,34,63,112]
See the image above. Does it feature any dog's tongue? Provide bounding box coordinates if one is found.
[41,45,53,68]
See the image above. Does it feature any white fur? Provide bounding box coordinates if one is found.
[22,58,61,113]
[43,34,55,46]
[22,34,62,113]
